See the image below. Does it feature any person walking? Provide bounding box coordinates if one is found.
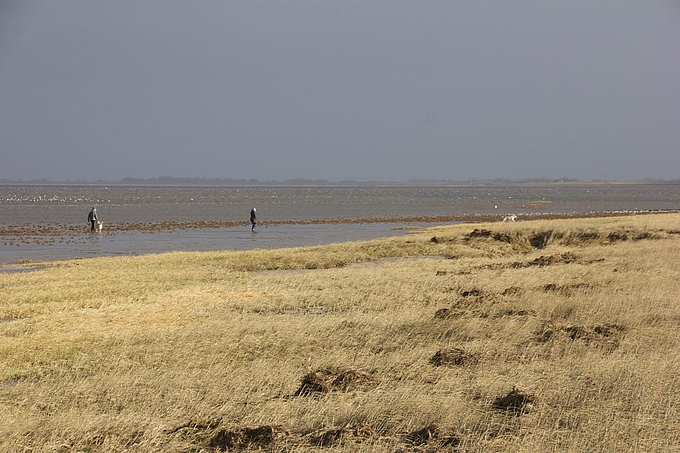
[87,207,98,231]
[250,207,257,232]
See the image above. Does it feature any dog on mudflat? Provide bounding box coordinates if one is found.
[502,215,517,223]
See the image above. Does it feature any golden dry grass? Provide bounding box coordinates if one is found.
[1,213,680,452]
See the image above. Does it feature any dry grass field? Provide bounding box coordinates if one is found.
[1,213,679,452]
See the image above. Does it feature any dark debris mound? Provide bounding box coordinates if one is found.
[404,424,460,447]
[461,289,484,298]
[435,286,534,320]
[535,323,625,349]
[512,252,578,268]
[307,424,378,447]
[295,370,332,395]
[543,282,592,296]
[294,367,378,396]
[430,348,478,367]
[166,418,222,435]
[530,231,553,249]
[209,425,288,450]
[608,230,662,243]
[502,286,523,296]
[494,307,533,318]
[607,231,628,242]
[529,252,577,266]
[467,229,493,239]
[492,388,535,415]
[455,289,490,305]
[434,304,489,320]
[433,307,449,319]
[465,229,515,245]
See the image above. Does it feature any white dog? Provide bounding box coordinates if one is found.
[97,221,103,232]
[502,215,517,223]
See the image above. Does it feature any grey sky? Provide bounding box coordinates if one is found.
[1,1,679,182]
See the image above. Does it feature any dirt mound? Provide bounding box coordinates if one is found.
[307,424,377,447]
[494,307,534,318]
[607,231,628,242]
[632,231,659,241]
[534,229,608,247]
[403,424,460,447]
[607,229,662,243]
[209,425,288,450]
[535,323,625,347]
[530,252,577,266]
[492,388,535,415]
[511,252,577,268]
[294,367,378,396]
[434,307,459,319]
[434,289,488,319]
[434,304,490,320]
[473,253,579,272]
[562,230,601,245]
[502,286,523,296]
[530,231,553,249]
[467,229,493,239]
[430,348,478,367]
[436,287,532,320]
[295,370,332,395]
[176,420,462,450]
[437,305,519,320]
[465,229,515,244]
[166,418,222,435]
[492,232,513,243]
[461,289,484,298]
[543,282,592,296]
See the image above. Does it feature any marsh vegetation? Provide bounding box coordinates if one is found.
[1,213,679,451]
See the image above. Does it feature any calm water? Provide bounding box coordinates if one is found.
[1,183,678,265]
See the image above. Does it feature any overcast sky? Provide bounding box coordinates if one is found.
[1,1,679,182]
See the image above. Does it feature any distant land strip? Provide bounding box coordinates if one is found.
[2,177,679,186]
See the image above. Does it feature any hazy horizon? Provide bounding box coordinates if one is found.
[2,175,679,186]
[2,1,679,182]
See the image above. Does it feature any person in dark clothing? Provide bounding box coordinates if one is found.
[250,208,257,232]
[87,207,98,231]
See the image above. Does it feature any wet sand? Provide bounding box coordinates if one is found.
[0,222,420,267]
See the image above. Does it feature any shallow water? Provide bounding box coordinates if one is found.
[1,183,678,265]
[0,222,417,266]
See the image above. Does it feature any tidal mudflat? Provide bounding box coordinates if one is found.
[2,182,678,265]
